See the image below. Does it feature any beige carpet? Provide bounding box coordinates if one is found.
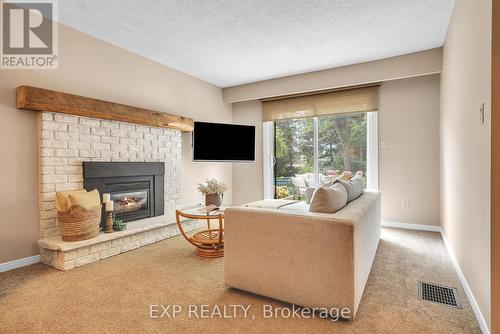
[0,228,481,334]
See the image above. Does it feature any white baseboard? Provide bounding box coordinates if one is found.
[440,232,490,334]
[381,220,489,333]
[381,221,442,232]
[0,255,40,273]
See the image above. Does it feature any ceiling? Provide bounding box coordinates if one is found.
[59,0,455,87]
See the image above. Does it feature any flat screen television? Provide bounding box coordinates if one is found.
[193,121,255,162]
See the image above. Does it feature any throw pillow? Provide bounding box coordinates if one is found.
[68,189,101,211]
[336,175,365,203]
[309,183,348,213]
[55,189,86,212]
[339,171,353,181]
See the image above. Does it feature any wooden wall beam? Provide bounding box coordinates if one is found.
[16,86,194,132]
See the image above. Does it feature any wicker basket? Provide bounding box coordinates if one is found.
[58,205,101,242]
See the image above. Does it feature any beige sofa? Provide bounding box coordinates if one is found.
[224,191,380,319]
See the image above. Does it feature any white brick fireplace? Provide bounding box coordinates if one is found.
[37,112,199,270]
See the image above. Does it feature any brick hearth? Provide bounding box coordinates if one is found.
[38,216,201,270]
[37,111,190,270]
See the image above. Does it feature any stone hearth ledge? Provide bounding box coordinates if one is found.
[38,215,201,270]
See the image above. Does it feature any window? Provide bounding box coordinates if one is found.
[274,117,313,199]
[263,112,378,200]
[318,113,367,179]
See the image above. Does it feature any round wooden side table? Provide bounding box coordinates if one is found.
[175,205,224,258]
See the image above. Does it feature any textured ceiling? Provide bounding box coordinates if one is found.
[59,0,455,87]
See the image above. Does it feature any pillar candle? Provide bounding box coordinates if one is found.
[102,193,111,203]
[105,200,114,211]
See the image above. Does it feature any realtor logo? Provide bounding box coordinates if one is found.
[1,0,58,69]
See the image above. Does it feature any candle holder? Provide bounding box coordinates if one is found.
[105,210,114,233]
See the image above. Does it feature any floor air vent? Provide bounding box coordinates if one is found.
[418,282,462,308]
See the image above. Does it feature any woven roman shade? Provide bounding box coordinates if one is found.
[262,85,379,121]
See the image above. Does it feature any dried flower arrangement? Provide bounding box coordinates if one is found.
[197,178,229,195]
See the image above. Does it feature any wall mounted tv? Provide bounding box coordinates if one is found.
[193,121,255,162]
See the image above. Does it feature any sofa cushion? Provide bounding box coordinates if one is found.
[303,173,316,187]
[279,201,310,213]
[309,183,347,213]
[291,176,307,188]
[244,199,297,209]
[336,175,365,203]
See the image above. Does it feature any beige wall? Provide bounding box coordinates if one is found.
[440,0,491,330]
[379,75,441,226]
[0,88,39,263]
[0,24,232,263]
[223,48,442,103]
[492,1,500,331]
[232,100,263,205]
[231,75,441,231]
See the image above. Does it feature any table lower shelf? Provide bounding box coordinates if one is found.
[196,247,224,258]
[190,229,224,258]
[191,229,223,244]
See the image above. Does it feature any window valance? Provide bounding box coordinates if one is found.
[262,85,379,121]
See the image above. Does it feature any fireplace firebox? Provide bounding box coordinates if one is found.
[83,162,165,227]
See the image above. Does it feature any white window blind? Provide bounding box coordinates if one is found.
[262,85,379,122]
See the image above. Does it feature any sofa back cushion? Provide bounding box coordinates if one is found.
[309,183,348,213]
[336,175,365,203]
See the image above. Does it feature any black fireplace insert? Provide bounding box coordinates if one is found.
[83,162,165,227]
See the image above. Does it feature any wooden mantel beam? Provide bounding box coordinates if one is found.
[16,86,194,132]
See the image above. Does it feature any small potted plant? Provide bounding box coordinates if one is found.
[197,178,228,207]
